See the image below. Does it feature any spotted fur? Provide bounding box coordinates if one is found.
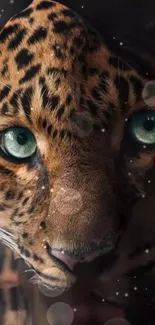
[0,0,155,324]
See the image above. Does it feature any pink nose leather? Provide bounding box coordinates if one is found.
[51,248,105,271]
[51,250,79,271]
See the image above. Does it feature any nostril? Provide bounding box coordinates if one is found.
[46,241,52,257]
[46,242,79,272]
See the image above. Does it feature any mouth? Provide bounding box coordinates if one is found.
[46,241,115,273]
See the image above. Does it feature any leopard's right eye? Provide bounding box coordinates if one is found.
[1,127,37,160]
[124,110,155,155]
[127,110,155,146]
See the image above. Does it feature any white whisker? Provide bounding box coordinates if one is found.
[20,268,36,275]
[14,255,23,260]
[0,227,16,238]
[25,269,36,273]
[27,274,39,284]
[14,253,32,269]
[20,258,32,268]
[0,228,18,252]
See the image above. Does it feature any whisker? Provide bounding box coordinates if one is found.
[0,228,18,253]
[27,274,39,284]
[14,255,23,260]
[25,269,36,273]
[20,268,36,275]
[0,82,29,104]
[0,227,16,238]
[0,82,12,93]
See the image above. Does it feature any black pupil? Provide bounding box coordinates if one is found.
[17,132,28,145]
[143,119,155,131]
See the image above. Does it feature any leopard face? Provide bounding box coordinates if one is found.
[0,0,153,293]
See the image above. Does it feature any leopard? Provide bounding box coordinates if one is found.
[0,0,155,324]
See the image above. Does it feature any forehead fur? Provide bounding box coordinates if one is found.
[0,0,146,138]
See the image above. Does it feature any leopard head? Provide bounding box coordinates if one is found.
[0,0,153,294]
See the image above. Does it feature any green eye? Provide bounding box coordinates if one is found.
[127,111,155,145]
[1,127,36,159]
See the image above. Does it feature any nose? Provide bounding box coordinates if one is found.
[46,241,113,271]
[46,242,79,271]
[51,249,79,271]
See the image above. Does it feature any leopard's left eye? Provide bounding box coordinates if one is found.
[126,110,155,146]
[1,127,36,159]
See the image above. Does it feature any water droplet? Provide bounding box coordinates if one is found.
[104,318,132,325]
[47,302,74,325]
[53,187,82,216]
[39,270,67,297]
[70,111,93,138]
[142,80,155,107]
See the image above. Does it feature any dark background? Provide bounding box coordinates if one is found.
[1,0,155,77]
[1,0,155,35]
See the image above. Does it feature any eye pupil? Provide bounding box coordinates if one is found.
[17,132,28,145]
[143,119,155,132]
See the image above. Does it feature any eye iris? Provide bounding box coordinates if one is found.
[127,111,155,146]
[1,127,36,159]
[17,132,28,145]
